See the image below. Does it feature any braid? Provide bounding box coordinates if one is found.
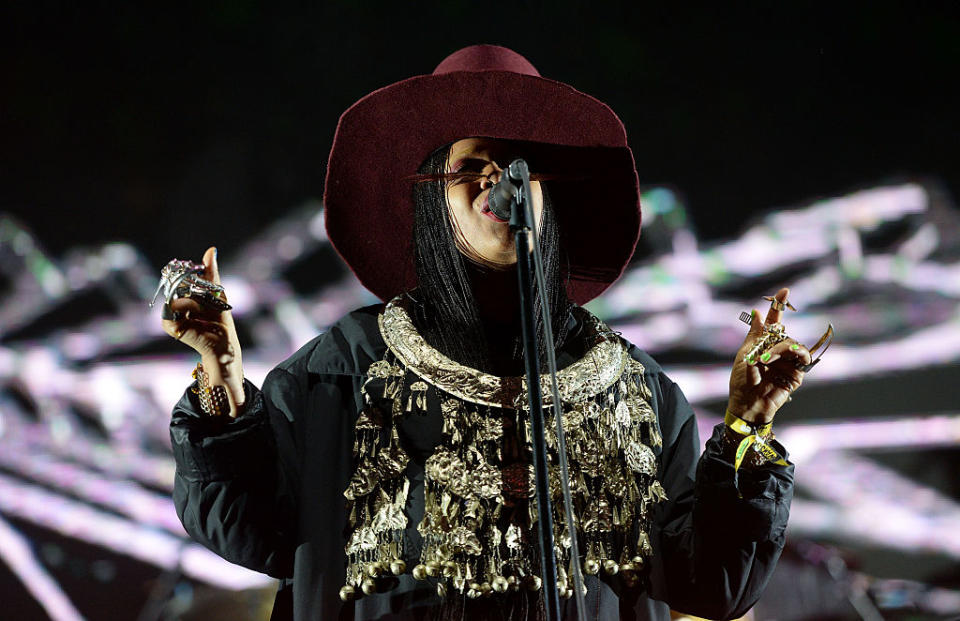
[411,144,571,374]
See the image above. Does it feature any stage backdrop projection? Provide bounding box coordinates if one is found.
[1,181,959,619]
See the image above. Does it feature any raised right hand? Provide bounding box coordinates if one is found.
[161,246,245,417]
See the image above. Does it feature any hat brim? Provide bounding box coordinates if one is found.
[324,70,641,305]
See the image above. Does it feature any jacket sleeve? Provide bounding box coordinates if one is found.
[646,371,794,620]
[170,367,302,579]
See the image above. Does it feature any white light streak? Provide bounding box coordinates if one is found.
[0,473,273,591]
[0,514,84,621]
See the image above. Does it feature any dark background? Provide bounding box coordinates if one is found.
[2,1,957,265]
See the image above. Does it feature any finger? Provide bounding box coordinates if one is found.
[162,315,227,344]
[161,318,189,341]
[757,338,813,367]
[205,246,237,331]
[765,367,805,393]
[764,287,789,326]
[178,316,228,339]
[166,296,223,324]
[167,296,205,315]
[203,246,220,286]
[748,308,764,338]
[746,363,762,386]
[736,309,764,360]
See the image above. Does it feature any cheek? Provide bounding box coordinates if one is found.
[531,182,544,228]
[445,185,472,220]
[447,184,470,214]
[445,185,479,240]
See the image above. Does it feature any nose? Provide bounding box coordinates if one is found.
[479,161,504,190]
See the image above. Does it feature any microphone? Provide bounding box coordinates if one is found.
[487,159,528,221]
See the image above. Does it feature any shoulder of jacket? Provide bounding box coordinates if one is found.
[625,345,664,377]
[573,304,664,378]
[274,303,387,378]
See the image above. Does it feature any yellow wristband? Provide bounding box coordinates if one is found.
[724,410,788,472]
[754,438,789,466]
[724,410,773,437]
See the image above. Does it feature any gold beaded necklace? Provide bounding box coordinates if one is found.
[339,298,666,602]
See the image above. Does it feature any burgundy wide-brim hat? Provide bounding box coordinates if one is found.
[324,44,641,305]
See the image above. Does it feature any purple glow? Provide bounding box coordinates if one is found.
[789,452,960,558]
[0,473,273,590]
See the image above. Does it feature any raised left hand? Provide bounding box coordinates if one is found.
[727,287,812,425]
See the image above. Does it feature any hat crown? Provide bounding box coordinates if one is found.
[432,44,541,77]
[326,44,640,305]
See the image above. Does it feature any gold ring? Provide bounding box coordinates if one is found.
[762,295,796,312]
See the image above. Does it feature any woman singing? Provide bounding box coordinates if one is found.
[160,45,811,620]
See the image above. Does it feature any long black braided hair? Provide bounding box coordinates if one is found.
[410,143,572,375]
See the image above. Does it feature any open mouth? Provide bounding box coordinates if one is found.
[480,195,509,223]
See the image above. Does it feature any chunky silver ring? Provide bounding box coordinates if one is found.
[150,259,231,313]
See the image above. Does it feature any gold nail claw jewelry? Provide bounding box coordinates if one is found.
[796,323,834,372]
[740,294,833,375]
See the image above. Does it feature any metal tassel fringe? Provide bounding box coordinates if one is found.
[340,323,668,603]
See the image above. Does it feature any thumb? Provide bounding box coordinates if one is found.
[203,246,221,285]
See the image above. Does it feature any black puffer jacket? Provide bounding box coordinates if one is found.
[170,304,793,620]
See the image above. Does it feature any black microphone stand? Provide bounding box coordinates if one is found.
[503,160,587,621]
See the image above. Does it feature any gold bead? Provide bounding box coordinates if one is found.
[620,562,636,574]
[631,555,644,565]
[442,560,457,577]
[492,576,509,593]
[603,559,619,575]
[525,575,542,591]
[469,582,482,593]
[467,588,481,599]
[365,563,380,577]
[390,559,407,575]
[480,582,492,596]
[425,561,440,577]
[338,585,356,602]
[361,578,377,595]
[412,564,428,580]
[584,559,600,575]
